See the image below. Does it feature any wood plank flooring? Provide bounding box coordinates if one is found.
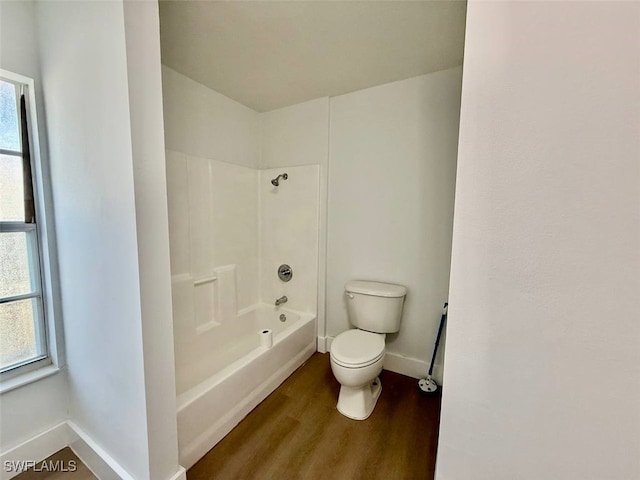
[188,352,442,480]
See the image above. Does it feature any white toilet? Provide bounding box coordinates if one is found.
[330,280,407,420]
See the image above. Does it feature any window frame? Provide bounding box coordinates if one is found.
[0,69,64,393]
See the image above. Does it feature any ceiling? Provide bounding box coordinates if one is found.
[159,1,467,112]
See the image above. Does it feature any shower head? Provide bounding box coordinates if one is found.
[271,173,288,186]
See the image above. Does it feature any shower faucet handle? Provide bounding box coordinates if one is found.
[275,296,288,306]
[278,264,293,282]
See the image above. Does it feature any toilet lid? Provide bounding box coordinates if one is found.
[331,330,385,367]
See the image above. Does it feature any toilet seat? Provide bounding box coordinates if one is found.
[331,351,384,369]
[330,329,385,368]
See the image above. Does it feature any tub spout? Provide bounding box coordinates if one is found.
[275,296,288,306]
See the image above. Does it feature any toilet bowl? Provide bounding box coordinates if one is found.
[330,329,385,420]
[329,280,407,420]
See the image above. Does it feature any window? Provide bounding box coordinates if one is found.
[0,71,50,379]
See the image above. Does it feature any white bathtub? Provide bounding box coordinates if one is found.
[176,304,316,468]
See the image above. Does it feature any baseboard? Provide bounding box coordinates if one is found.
[383,352,444,384]
[67,421,135,480]
[0,420,186,480]
[319,335,443,384]
[316,335,329,353]
[167,466,187,480]
[0,422,71,480]
[68,421,187,480]
[384,352,426,379]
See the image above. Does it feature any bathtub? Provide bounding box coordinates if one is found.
[176,304,316,468]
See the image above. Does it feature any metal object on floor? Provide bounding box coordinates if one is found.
[418,302,448,395]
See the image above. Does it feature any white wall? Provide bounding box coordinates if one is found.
[36,2,149,477]
[163,78,324,392]
[35,2,182,479]
[0,0,39,79]
[326,68,462,378]
[162,68,262,395]
[162,66,260,169]
[162,64,262,319]
[0,374,67,457]
[0,0,68,457]
[259,98,329,323]
[259,166,320,314]
[437,3,640,479]
[163,79,325,319]
[122,2,182,479]
[164,67,462,379]
[260,98,329,169]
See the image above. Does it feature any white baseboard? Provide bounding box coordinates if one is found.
[167,466,187,480]
[67,421,135,480]
[0,421,186,480]
[318,335,443,384]
[384,352,427,379]
[316,335,331,353]
[383,352,444,384]
[0,422,71,480]
[68,421,187,480]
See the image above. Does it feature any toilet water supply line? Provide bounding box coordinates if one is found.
[418,302,448,395]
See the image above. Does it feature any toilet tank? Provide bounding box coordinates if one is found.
[345,280,407,333]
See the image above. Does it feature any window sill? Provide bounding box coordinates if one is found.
[0,364,60,395]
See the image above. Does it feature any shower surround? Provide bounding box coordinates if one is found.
[163,64,324,467]
[166,149,319,466]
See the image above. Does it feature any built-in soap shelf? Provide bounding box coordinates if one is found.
[170,274,218,286]
[198,265,238,335]
[193,275,217,286]
[194,272,220,334]
[170,266,238,336]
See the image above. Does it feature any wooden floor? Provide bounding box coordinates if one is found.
[189,353,442,480]
[14,448,95,480]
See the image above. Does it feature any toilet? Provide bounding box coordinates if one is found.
[330,280,407,420]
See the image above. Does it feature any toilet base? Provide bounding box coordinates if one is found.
[336,377,382,420]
